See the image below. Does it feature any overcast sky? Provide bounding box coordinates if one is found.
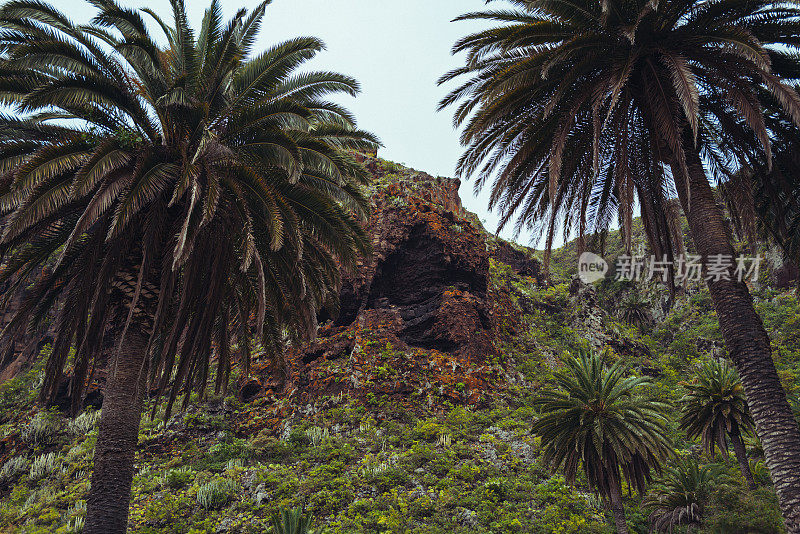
[52,0,540,244]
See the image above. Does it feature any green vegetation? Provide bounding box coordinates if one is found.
[679,359,757,488]
[0,0,378,530]
[643,457,720,533]
[272,507,315,534]
[0,265,794,533]
[532,350,671,534]
[0,0,799,530]
[440,0,800,525]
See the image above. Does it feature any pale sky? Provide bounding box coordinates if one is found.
[48,0,539,244]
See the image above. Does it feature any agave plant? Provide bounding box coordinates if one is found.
[644,456,722,533]
[0,0,377,531]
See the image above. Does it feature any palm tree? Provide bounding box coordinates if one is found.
[532,350,672,534]
[0,1,378,532]
[619,292,651,330]
[440,0,800,527]
[679,359,757,489]
[721,135,800,286]
[272,506,314,534]
[643,456,721,533]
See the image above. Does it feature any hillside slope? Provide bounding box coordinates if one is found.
[0,157,796,533]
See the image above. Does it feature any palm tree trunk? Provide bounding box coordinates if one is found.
[671,146,800,531]
[730,430,757,489]
[608,483,629,534]
[84,323,149,534]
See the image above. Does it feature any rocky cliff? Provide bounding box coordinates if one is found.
[252,154,544,415]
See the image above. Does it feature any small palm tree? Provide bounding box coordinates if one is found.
[532,349,672,534]
[440,0,800,524]
[272,506,314,534]
[679,359,757,489]
[0,1,377,531]
[619,293,651,330]
[644,456,722,533]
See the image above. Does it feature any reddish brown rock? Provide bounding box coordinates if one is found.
[267,155,541,410]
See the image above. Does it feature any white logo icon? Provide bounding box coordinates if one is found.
[578,252,608,283]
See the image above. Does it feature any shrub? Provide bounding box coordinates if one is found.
[254,436,296,462]
[184,412,226,431]
[288,428,311,447]
[412,419,445,441]
[200,437,253,469]
[64,501,86,533]
[22,412,62,446]
[29,452,60,481]
[0,456,29,482]
[160,467,194,489]
[305,426,329,446]
[225,458,245,470]
[65,515,84,533]
[196,478,238,509]
[436,433,452,448]
[67,410,100,437]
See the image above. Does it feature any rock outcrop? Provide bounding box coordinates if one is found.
[268,155,543,412]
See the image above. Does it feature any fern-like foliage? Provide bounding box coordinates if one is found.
[272,506,314,534]
[644,456,722,533]
[679,359,754,455]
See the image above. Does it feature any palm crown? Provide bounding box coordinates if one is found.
[679,358,755,454]
[532,350,672,500]
[0,0,379,416]
[643,456,722,533]
[439,0,800,264]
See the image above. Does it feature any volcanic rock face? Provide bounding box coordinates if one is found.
[277,156,542,408]
[337,174,491,360]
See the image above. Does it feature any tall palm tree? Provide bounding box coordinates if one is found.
[0,1,378,532]
[721,133,800,283]
[532,350,672,534]
[679,359,757,489]
[643,456,721,533]
[440,0,800,527]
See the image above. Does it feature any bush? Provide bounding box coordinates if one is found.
[22,412,62,446]
[67,410,100,437]
[412,419,446,441]
[196,478,238,509]
[305,426,329,446]
[705,485,784,533]
[0,456,28,482]
[64,501,86,533]
[184,412,226,431]
[65,515,84,534]
[29,452,60,481]
[272,506,314,534]
[160,467,194,489]
[200,437,253,469]
[288,428,311,447]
